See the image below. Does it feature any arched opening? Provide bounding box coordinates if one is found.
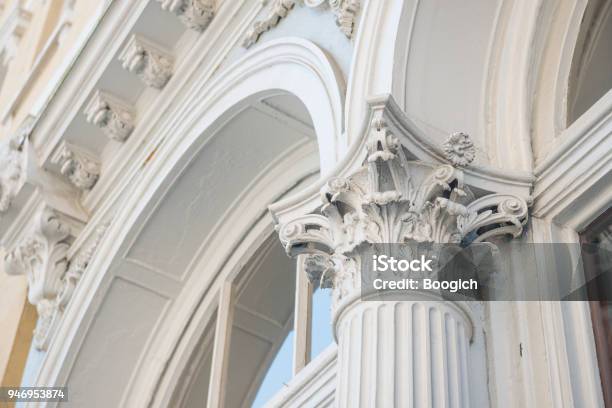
[69,93,319,407]
[171,230,334,408]
[567,0,612,124]
[32,38,346,408]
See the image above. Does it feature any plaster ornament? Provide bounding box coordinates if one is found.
[4,208,71,307]
[0,135,25,212]
[243,0,360,48]
[0,117,34,214]
[24,222,108,351]
[57,145,100,191]
[243,0,295,48]
[157,0,215,32]
[443,131,476,167]
[85,91,135,142]
[119,35,174,89]
[277,119,528,310]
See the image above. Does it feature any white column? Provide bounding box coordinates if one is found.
[334,293,472,407]
[275,125,528,408]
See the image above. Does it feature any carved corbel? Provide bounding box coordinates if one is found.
[5,207,71,307]
[157,0,215,32]
[243,0,360,48]
[243,0,296,48]
[326,0,360,37]
[31,223,108,351]
[84,91,135,142]
[4,211,107,351]
[119,35,174,89]
[53,143,100,191]
[0,116,35,214]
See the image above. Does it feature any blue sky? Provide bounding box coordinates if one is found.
[251,288,333,407]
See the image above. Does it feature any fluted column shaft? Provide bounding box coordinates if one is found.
[334,294,472,407]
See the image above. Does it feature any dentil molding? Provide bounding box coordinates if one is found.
[84,91,135,142]
[243,0,360,48]
[277,121,529,312]
[156,0,215,32]
[119,35,174,89]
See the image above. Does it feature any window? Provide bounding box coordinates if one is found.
[580,207,612,406]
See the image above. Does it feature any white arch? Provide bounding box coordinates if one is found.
[33,38,345,407]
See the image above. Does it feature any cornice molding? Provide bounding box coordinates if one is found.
[119,35,174,89]
[532,90,612,222]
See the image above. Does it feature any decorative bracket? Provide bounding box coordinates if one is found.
[243,0,360,48]
[156,0,215,32]
[53,143,100,191]
[119,35,174,89]
[5,207,71,307]
[32,223,108,351]
[4,208,106,351]
[84,91,135,142]
[0,124,29,213]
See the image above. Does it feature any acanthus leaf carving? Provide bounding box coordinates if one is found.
[0,116,34,214]
[157,0,215,32]
[243,0,360,49]
[119,35,174,89]
[12,220,108,351]
[4,207,71,309]
[55,144,100,191]
[84,91,135,142]
[327,0,360,37]
[276,121,529,310]
[243,0,296,49]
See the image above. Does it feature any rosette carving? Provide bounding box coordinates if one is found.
[443,131,475,167]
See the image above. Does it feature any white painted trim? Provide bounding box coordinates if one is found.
[263,344,337,408]
[533,89,612,224]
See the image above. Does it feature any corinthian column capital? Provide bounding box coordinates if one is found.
[277,119,529,311]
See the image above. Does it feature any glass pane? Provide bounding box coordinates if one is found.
[581,207,612,407]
